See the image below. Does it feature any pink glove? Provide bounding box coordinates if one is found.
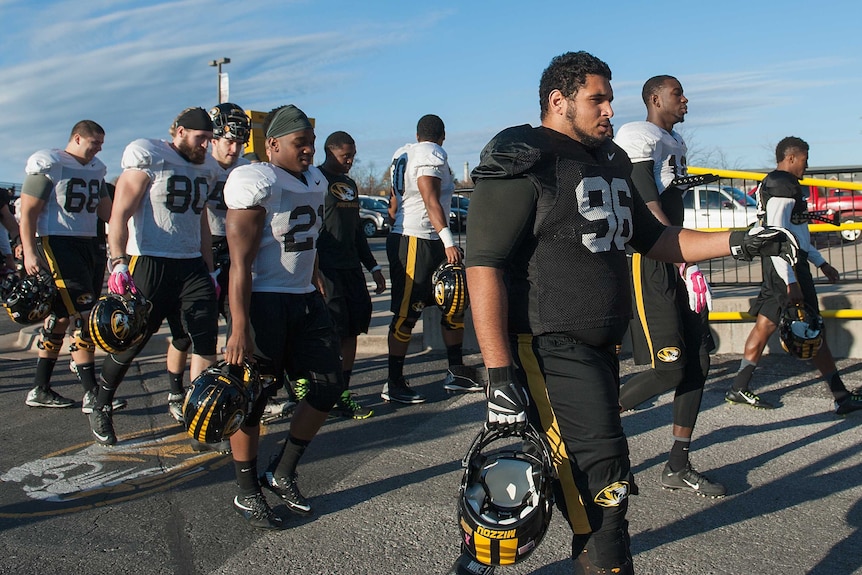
[210,269,221,300]
[108,264,137,295]
[680,264,712,313]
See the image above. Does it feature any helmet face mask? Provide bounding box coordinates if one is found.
[183,361,260,444]
[3,270,57,325]
[88,292,151,354]
[209,103,250,143]
[457,425,555,566]
[433,261,469,317]
[779,304,823,359]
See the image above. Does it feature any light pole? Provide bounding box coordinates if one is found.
[209,57,231,103]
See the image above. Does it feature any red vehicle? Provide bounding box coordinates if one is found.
[805,185,862,243]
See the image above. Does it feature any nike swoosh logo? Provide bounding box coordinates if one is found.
[607,152,615,161]
[683,479,700,490]
[241,467,254,473]
[493,390,517,405]
[233,496,254,511]
[314,180,321,185]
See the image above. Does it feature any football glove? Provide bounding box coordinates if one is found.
[729,226,799,266]
[680,264,712,313]
[107,264,137,295]
[486,365,528,435]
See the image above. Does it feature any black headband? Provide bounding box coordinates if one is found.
[175,107,214,131]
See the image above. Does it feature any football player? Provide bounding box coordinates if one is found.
[222,105,346,529]
[383,114,481,405]
[19,121,115,412]
[727,136,862,415]
[452,51,799,575]
[316,130,385,419]
[90,107,221,446]
[614,76,725,498]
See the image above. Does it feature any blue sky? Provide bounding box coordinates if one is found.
[2,0,860,187]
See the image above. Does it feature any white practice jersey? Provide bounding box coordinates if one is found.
[615,121,687,194]
[206,155,250,237]
[121,139,221,258]
[389,141,455,239]
[25,149,107,237]
[223,162,326,294]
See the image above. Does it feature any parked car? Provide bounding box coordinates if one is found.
[805,186,862,243]
[682,185,757,230]
[450,193,470,232]
[359,207,389,238]
[358,195,390,217]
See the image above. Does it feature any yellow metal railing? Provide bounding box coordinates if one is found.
[710,310,862,322]
[688,166,862,234]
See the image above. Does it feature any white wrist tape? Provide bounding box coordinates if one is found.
[438,227,455,249]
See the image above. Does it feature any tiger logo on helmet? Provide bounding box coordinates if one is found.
[3,270,57,325]
[433,261,469,317]
[457,425,555,566]
[88,292,152,354]
[183,361,261,445]
[779,304,824,359]
[209,103,250,143]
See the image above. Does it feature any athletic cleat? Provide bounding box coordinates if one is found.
[835,392,862,415]
[190,438,231,454]
[660,462,726,498]
[329,390,373,419]
[260,396,296,425]
[446,554,496,575]
[81,390,128,414]
[291,378,310,401]
[88,405,117,446]
[167,391,186,424]
[25,387,74,408]
[380,378,426,404]
[260,470,312,515]
[443,365,484,393]
[232,492,285,530]
[725,388,774,409]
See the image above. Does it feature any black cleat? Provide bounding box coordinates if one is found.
[725,388,774,409]
[380,378,426,404]
[25,387,74,408]
[835,392,862,415]
[446,554,496,575]
[443,365,484,393]
[88,405,117,446]
[260,470,312,515]
[232,492,285,530]
[660,462,726,498]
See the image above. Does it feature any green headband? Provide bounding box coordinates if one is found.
[266,105,313,139]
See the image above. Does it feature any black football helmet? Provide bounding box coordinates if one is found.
[779,304,824,359]
[88,292,152,354]
[457,424,555,566]
[209,103,250,143]
[4,270,57,325]
[433,261,469,317]
[183,361,261,444]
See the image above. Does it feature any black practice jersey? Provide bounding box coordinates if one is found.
[467,125,665,344]
[317,166,378,271]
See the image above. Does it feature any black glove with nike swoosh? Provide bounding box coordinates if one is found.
[486,365,529,435]
[729,226,799,267]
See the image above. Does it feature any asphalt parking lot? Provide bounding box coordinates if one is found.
[1,302,861,575]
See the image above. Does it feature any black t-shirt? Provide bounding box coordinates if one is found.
[316,166,377,271]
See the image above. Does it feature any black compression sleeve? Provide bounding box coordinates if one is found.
[630,160,660,204]
[465,177,537,268]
